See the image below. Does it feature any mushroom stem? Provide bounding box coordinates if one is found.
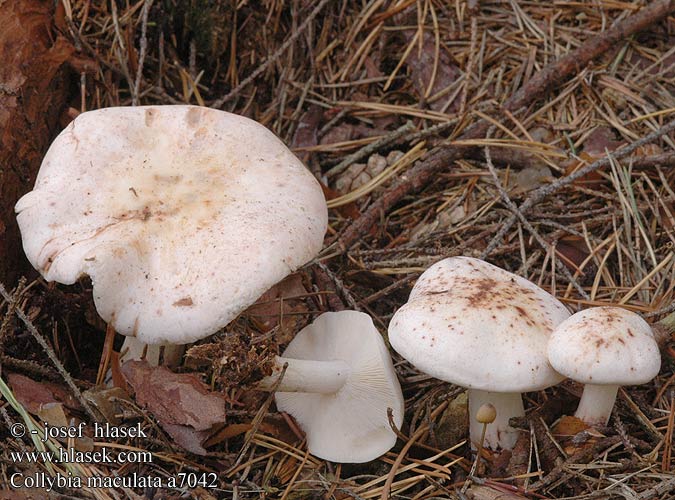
[119,336,184,367]
[574,384,618,426]
[468,389,524,450]
[259,355,351,393]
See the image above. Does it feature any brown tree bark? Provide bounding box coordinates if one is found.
[0,0,74,285]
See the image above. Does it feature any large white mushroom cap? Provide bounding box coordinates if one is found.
[15,106,327,344]
[389,256,570,392]
[274,311,404,463]
[548,307,661,385]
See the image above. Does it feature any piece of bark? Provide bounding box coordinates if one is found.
[0,0,74,285]
[337,0,675,250]
[506,433,529,487]
[510,398,566,473]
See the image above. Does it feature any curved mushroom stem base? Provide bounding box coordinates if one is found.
[120,336,185,367]
[259,356,351,393]
[468,390,524,451]
[574,384,618,426]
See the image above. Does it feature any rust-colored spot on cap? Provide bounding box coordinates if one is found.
[144,108,157,127]
[173,297,194,307]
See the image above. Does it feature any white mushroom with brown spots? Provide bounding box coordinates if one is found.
[547,306,661,426]
[260,311,405,463]
[15,105,328,357]
[388,256,570,450]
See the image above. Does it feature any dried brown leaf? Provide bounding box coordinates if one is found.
[557,236,591,273]
[121,361,227,431]
[406,33,462,112]
[563,152,604,185]
[246,273,312,348]
[7,372,79,414]
[512,165,553,192]
[320,123,357,146]
[291,104,322,164]
[82,386,133,425]
[552,415,605,455]
[161,423,211,455]
[553,415,591,436]
[582,127,626,156]
[36,402,69,428]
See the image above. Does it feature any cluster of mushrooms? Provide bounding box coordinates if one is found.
[390,257,661,451]
[15,105,662,463]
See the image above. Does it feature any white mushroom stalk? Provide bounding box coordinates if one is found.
[468,390,524,450]
[548,307,660,427]
[261,311,405,463]
[574,384,619,426]
[15,105,328,358]
[119,337,184,368]
[259,356,351,393]
[389,257,571,451]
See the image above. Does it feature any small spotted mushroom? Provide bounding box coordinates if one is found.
[389,256,570,450]
[548,307,661,426]
[15,105,328,357]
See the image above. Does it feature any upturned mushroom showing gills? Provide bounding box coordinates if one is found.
[548,307,661,426]
[15,106,328,351]
[389,256,570,450]
[260,311,405,463]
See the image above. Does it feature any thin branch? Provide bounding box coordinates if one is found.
[315,262,361,312]
[132,0,153,105]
